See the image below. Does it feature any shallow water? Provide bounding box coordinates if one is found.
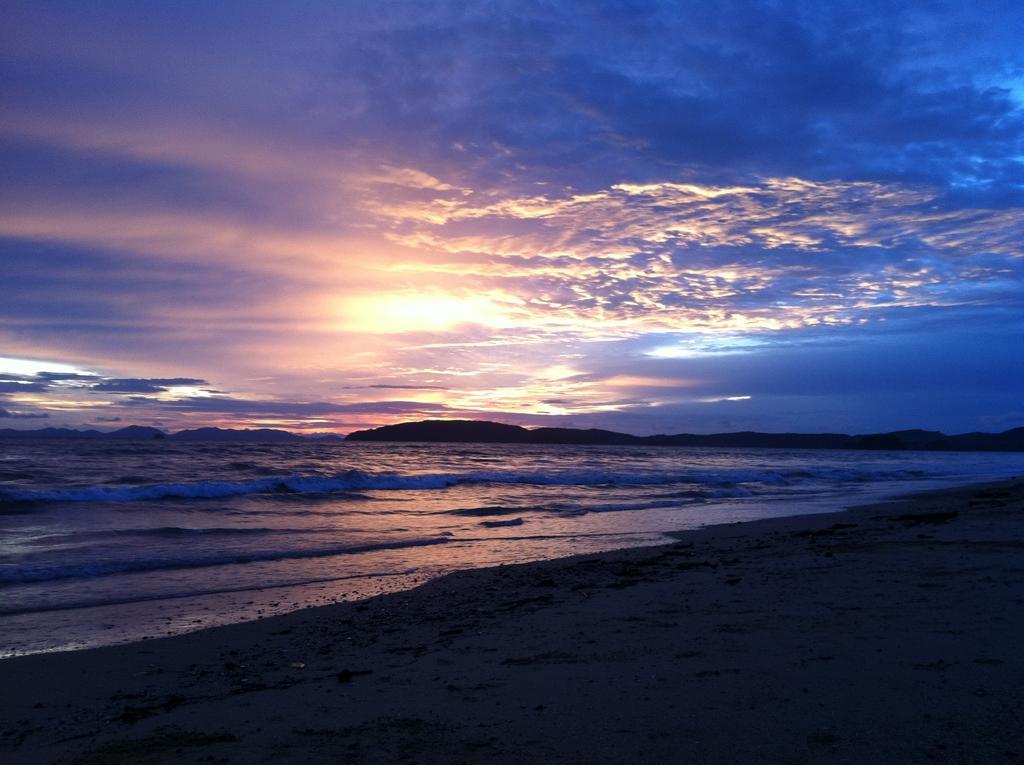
[1,440,1022,656]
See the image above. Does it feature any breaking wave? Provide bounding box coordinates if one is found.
[0,466,930,505]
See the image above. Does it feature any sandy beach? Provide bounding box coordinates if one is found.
[2,478,1023,764]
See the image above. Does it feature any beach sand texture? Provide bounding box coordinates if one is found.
[2,479,1023,764]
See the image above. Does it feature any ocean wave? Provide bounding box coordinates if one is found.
[554,491,753,516]
[444,505,533,517]
[24,526,338,545]
[440,491,742,520]
[0,466,934,505]
[0,536,450,584]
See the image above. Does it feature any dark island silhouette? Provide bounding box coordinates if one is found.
[348,419,1024,452]
[2,419,1023,451]
[0,426,341,443]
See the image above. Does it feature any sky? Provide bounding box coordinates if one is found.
[1,0,1023,435]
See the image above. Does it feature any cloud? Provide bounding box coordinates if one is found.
[0,377,51,393]
[90,377,208,394]
[0,369,214,397]
[308,1,1024,193]
[366,384,449,390]
[36,371,97,381]
[371,175,1024,337]
[155,397,451,417]
[0,406,49,419]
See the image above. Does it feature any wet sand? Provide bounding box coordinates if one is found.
[2,478,1023,764]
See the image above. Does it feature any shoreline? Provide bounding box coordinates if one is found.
[2,477,1023,763]
[1,471,1002,659]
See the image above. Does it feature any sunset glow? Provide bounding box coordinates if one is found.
[2,2,1022,435]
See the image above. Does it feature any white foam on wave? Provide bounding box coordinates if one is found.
[0,466,935,504]
[26,526,329,545]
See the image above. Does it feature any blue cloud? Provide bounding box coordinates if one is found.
[90,378,208,394]
[0,406,49,419]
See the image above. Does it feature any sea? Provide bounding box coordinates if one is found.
[2,439,1022,657]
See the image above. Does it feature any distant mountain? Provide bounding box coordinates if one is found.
[0,427,106,440]
[169,427,304,442]
[0,425,309,442]
[305,433,346,442]
[345,419,1024,452]
[2,420,1022,451]
[529,427,644,445]
[644,431,852,449]
[345,420,534,443]
[106,425,166,439]
[940,427,1024,452]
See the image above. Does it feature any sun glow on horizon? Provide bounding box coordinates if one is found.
[334,292,519,334]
